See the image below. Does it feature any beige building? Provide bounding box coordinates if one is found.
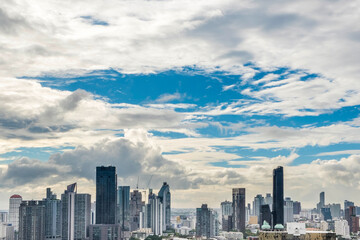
[259,231,336,240]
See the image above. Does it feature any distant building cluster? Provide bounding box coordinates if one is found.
[0,165,358,240]
[0,166,171,240]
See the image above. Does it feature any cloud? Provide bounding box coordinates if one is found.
[155,92,185,103]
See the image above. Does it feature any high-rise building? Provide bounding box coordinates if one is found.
[321,207,332,221]
[88,224,121,240]
[284,197,294,224]
[260,204,272,227]
[196,204,217,238]
[345,206,359,233]
[232,188,245,233]
[18,200,45,240]
[221,200,233,231]
[96,166,117,224]
[344,200,354,211]
[272,166,284,226]
[317,192,325,213]
[158,182,171,231]
[148,191,163,235]
[117,186,130,230]
[264,193,273,211]
[129,190,143,231]
[75,194,91,239]
[43,188,61,240]
[329,204,341,219]
[0,211,8,223]
[221,201,233,216]
[9,195,22,232]
[61,183,91,240]
[293,201,301,215]
[253,194,264,223]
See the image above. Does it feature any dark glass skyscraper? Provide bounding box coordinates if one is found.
[272,166,284,226]
[260,204,272,227]
[96,166,117,224]
[232,188,245,233]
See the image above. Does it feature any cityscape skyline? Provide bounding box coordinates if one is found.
[1,0,360,213]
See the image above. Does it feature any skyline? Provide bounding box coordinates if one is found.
[1,0,360,210]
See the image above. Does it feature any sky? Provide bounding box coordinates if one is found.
[0,0,360,210]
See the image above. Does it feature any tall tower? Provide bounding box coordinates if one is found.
[9,194,22,232]
[320,192,325,207]
[43,188,61,239]
[272,166,284,226]
[232,188,245,233]
[158,182,171,231]
[96,166,117,224]
[117,186,130,230]
[61,183,91,240]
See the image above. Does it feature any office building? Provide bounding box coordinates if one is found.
[272,166,284,226]
[43,188,61,240]
[61,183,91,240]
[329,204,341,219]
[222,215,233,232]
[221,200,233,231]
[158,182,171,231]
[284,197,294,224]
[89,224,121,240]
[221,200,233,216]
[9,195,22,232]
[0,212,8,223]
[260,204,272,227]
[345,206,359,233]
[117,186,130,230]
[344,200,354,211]
[264,193,273,211]
[96,166,117,224]
[129,190,143,231]
[321,208,332,221]
[147,192,163,235]
[232,188,245,233]
[196,204,217,238]
[317,192,325,214]
[293,201,301,215]
[0,223,14,240]
[18,200,45,240]
[334,220,350,239]
[253,194,264,220]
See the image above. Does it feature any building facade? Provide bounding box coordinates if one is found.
[117,186,130,230]
[9,195,22,232]
[43,188,62,240]
[61,183,91,240]
[232,188,245,233]
[158,182,171,231]
[89,224,121,240]
[273,166,284,226]
[195,204,217,238]
[96,166,117,224]
[18,200,45,240]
